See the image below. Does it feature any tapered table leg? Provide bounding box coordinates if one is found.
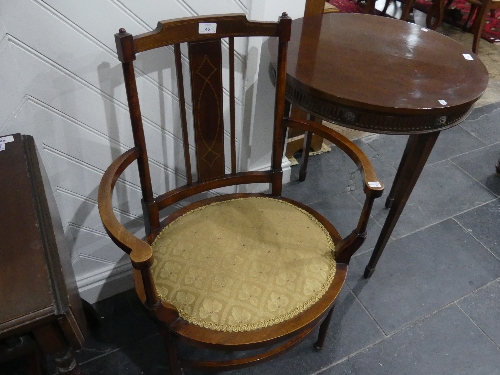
[299,130,313,182]
[364,132,440,278]
[385,136,413,209]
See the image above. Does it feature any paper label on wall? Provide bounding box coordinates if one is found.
[199,23,217,34]
[368,181,382,188]
[0,135,14,144]
[463,53,474,60]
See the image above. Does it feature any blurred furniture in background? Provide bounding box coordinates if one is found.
[463,0,500,53]
[0,134,88,375]
[372,0,455,30]
[98,13,383,375]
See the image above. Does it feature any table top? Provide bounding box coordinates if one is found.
[270,13,489,134]
[0,134,85,339]
[0,134,54,326]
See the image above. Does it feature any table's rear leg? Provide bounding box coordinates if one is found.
[364,132,440,278]
[385,137,414,209]
[299,130,313,182]
[299,115,322,182]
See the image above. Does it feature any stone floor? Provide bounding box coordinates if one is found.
[3,5,500,375]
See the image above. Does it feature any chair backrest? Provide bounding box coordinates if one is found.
[115,13,291,236]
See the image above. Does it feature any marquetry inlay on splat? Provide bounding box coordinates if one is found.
[189,40,225,182]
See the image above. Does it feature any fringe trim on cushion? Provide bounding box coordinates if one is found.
[152,197,336,332]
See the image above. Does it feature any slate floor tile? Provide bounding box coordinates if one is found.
[345,219,500,334]
[426,125,486,165]
[283,147,359,205]
[358,134,409,170]
[465,102,500,121]
[354,137,400,181]
[308,194,383,254]
[454,199,500,258]
[457,279,500,347]
[451,143,500,196]
[80,334,168,375]
[376,160,497,238]
[222,288,385,375]
[460,108,500,145]
[76,289,158,364]
[321,305,500,375]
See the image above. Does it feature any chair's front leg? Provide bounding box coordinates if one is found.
[314,305,335,350]
[159,326,182,375]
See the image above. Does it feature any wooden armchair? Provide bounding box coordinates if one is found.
[98,13,383,374]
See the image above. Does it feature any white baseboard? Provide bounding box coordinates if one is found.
[77,261,134,303]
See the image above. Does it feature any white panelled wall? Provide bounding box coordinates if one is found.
[0,0,305,302]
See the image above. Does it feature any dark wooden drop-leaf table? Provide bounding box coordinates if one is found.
[270,13,488,277]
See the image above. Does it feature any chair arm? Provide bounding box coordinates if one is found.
[283,118,384,199]
[97,148,153,269]
[99,148,180,317]
[283,118,384,262]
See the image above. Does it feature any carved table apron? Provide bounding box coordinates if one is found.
[269,13,489,277]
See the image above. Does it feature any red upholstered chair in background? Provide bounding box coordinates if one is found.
[98,13,383,374]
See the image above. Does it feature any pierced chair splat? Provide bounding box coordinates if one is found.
[98,12,383,374]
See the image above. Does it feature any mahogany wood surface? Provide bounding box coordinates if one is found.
[269,13,488,277]
[99,13,384,374]
[304,0,328,16]
[189,39,226,182]
[271,14,488,131]
[0,134,87,374]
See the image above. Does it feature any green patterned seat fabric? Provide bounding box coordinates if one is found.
[151,197,336,332]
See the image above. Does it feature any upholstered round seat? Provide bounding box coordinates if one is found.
[151,197,336,332]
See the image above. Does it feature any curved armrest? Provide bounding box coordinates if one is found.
[283,118,384,198]
[98,148,179,317]
[97,148,153,269]
[283,118,384,262]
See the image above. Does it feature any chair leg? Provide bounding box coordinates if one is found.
[471,2,491,54]
[400,0,416,21]
[381,0,391,15]
[314,305,335,351]
[463,4,477,31]
[160,328,182,375]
